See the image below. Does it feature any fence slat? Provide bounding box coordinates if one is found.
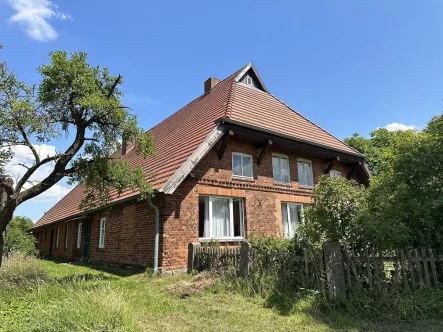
[429,249,438,287]
[399,250,409,291]
[407,251,416,290]
[414,249,424,289]
[421,249,431,287]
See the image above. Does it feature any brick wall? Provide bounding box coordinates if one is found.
[34,136,362,271]
[159,137,359,270]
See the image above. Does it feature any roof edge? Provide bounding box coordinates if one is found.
[160,124,227,194]
[234,62,268,93]
[216,117,365,159]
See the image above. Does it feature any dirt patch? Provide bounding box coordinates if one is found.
[164,272,218,298]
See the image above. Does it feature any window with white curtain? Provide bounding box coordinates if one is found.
[330,170,341,178]
[281,203,304,238]
[232,153,253,179]
[64,225,69,248]
[272,154,291,184]
[99,217,106,249]
[199,196,245,239]
[56,228,59,248]
[77,222,82,249]
[297,159,314,187]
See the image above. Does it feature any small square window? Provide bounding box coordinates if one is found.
[330,170,341,178]
[232,153,253,179]
[246,76,253,86]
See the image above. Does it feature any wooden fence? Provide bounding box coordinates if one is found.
[188,241,443,299]
[343,248,443,292]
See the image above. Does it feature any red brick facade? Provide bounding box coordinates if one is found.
[35,137,362,271]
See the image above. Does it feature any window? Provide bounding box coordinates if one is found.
[297,159,314,187]
[330,170,341,178]
[272,154,291,184]
[99,218,106,249]
[281,203,304,238]
[232,153,253,179]
[199,196,245,239]
[45,230,47,242]
[77,222,82,249]
[245,76,253,86]
[64,225,69,248]
[56,228,59,248]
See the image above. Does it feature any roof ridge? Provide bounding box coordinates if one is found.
[142,68,242,135]
[266,91,362,156]
[224,80,236,118]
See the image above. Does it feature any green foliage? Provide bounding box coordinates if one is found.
[344,116,443,249]
[299,176,368,246]
[0,48,155,220]
[4,216,38,256]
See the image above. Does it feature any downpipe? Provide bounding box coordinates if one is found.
[147,194,160,276]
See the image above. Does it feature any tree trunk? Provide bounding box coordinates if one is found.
[0,177,16,267]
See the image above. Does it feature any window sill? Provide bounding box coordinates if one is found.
[199,237,244,243]
[232,176,255,182]
[273,181,292,187]
[299,185,314,190]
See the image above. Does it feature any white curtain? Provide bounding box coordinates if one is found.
[211,197,230,237]
[282,203,290,238]
[203,196,210,238]
[288,204,300,236]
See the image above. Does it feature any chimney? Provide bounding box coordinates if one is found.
[204,77,221,93]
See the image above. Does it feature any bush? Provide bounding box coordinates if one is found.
[4,216,38,256]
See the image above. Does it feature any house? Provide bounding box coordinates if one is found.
[32,63,369,272]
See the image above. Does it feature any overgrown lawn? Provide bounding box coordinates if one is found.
[1,255,442,331]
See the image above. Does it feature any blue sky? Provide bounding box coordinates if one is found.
[1,0,442,222]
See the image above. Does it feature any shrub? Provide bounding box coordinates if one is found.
[4,216,38,256]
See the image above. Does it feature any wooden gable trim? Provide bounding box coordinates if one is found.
[160,124,227,194]
[257,139,272,166]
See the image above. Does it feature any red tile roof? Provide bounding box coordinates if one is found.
[33,64,361,229]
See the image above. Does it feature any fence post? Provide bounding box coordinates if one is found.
[188,242,201,273]
[322,242,346,301]
[239,240,251,277]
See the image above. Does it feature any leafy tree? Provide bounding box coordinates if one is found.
[0,48,155,266]
[4,216,37,256]
[299,176,368,245]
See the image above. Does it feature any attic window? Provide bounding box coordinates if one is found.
[245,76,253,86]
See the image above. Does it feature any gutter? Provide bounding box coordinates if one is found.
[147,194,160,276]
[216,117,365,159]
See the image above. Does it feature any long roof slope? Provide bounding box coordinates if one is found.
[33,63,361,228]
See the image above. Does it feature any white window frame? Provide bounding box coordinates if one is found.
[56,228,59,248]
[245,75,253,86]
[232,152,253,179]
[330,170,342,178]
[199,195,245,241]
[272,153,291,184]
[281,202,305,238]
[99,217,106,249]
[77,222,82,249]
[64,225,69,249]
[297,158,314,187]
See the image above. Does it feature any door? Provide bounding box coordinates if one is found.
[82,220,91,261]
[49,229,54,257]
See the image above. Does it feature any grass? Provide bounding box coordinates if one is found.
[1,255,443,331]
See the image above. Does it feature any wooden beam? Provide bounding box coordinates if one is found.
[324,156,341,174]
[218,130,234,160]
[257,139,272,166]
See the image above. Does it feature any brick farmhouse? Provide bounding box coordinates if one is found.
[32,63,369,272]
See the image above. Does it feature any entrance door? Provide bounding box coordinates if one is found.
[49,228,54,257]
[82,220,91,261]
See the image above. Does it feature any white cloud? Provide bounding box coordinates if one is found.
[383,122,417,132]
[7,0,71,42]
[3,143,72,202]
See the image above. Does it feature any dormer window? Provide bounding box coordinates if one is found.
[245,76,253,86]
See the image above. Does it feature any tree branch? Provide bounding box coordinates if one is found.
[107,75,121,99]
